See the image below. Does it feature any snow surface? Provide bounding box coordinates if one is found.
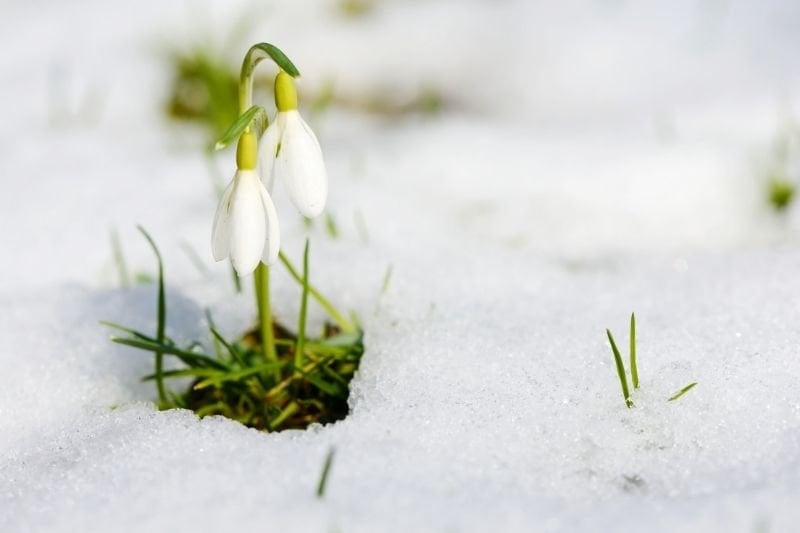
[2,1,800,531]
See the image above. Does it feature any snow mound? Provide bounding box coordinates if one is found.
[1,0,800,532]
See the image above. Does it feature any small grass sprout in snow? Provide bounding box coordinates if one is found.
[606,327,633,408]
[325,212,339,239]
[764,120,800,213]
[316,447,336,498]
[605,313,697,408]
[768,178,795,212]
[105,43,364,431]
[668,382,698,402]
[110,227,130,289]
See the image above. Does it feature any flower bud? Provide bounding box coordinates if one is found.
[274,70,298,111]
[236,131,258,170]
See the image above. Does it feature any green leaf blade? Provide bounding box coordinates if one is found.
[252,43,300,78]
[214,105,267,150]
[607,329,633,408]
[668,382,698,402]
[137,226,168,405]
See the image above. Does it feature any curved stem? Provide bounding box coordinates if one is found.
[239,47,267,115]
[239,43,300,116]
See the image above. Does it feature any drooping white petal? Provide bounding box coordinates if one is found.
[211,178,236,261]
[258,185,281,265]
[228,170,267,275]
[258,117,284,193]
[275,110,328,218]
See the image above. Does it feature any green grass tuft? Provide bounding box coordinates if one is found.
[105,234,364,432]
[605,314,698,407]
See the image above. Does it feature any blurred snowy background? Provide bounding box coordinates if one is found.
[1,1,800,532]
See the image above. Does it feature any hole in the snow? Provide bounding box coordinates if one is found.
[180,319,364,431]
[105,228,365,433]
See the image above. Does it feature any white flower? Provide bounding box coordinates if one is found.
[261,71,328,218]
[261,110,328,218]
[211,169,280,275]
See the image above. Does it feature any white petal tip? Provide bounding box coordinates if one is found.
[231,258,259,277]
[300,205,325,219]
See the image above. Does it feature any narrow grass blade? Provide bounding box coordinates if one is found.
[324,213,339,239]
[196,402,233,418]
[319,364,349,386]
[266,355,338,400]
[209,326,247,368]
[110,337,228,370]
[668,382,697,402]
[110,228,130,289]
[100,321,160,343]
[141,368,222,381]
[380,265,393,295]
[269,401,300,430]
[180,241,210,277]
[316,448,336,498]
[353,208,369,244]
[607,329,633,408]
[279,251,355,333]
[301,342,352,358]
[204,309,223,358]
[295,239,311,371]
[137,226,167,405]
[630,313,639,390]
[318,331,364,347]
[230,264,242,293]
[301,369,343,396]
[193,363,285,390]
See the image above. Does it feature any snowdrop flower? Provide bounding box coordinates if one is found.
[212,132,280,275]
[260,70,328,218]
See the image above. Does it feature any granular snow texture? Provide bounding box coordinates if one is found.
[1,1,800,532]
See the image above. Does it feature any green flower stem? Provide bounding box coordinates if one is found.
[235,44,300,380]
[239,50,261,117]
[278,251,356,333]
[294,240,310,372]
[254,263,278,372]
